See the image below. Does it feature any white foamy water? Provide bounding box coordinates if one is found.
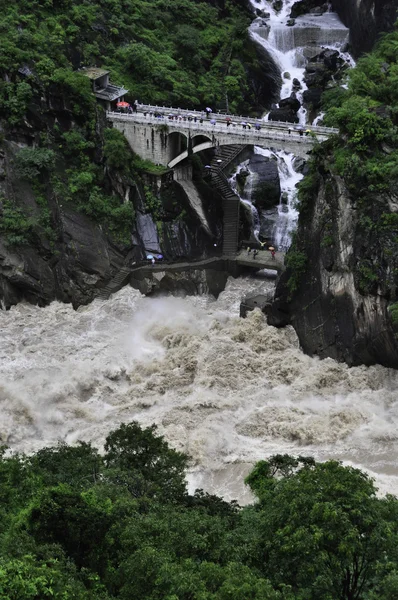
[249,0,351,125]
[2,281,398,503]
[229,163,261,240]
[253,147,303,251]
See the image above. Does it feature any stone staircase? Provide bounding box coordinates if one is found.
[96,266,132,300]
[210,145,248,255]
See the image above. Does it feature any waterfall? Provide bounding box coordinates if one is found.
[229,166,261,240]
[246,0,354,250]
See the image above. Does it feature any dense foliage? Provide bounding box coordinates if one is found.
[2,423,398,599]
[0,0,261,115]
[0,0,268,248]
[320,28,398,293]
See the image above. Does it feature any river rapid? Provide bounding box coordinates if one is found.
[2,279,398,503]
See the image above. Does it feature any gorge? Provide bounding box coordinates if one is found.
[1,0,398,507]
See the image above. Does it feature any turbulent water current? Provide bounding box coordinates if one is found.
[3,280,398,503]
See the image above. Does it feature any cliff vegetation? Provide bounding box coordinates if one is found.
[1,0,277,306]
[274,24,398,366]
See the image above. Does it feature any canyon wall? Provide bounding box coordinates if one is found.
[332,0,398,56]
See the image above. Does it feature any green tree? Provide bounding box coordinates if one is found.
[104,422,188,502]
[245,457,398,600]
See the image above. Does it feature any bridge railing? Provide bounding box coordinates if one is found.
[107,111,331,146]
[127,103,338,135]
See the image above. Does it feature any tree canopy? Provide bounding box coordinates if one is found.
[1,427,398,599]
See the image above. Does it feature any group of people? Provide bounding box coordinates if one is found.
[247,242,276,260]
[116,102,265,131]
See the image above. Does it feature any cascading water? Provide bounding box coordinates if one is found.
[246,0,354,250]
[229,164,261,241]
[254,147,303,250]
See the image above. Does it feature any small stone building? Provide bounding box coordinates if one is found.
[80,67,129,110]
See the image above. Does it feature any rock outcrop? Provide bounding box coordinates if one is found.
[270,164,398,368]
[0,136,218,308]
[331,0,398,56]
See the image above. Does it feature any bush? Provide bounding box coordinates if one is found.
[285,249,307,296]
[15,148,55,181]
[0,199,35,245]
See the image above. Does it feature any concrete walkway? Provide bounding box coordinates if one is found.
[236,249,285,271]
[96,253,285,300]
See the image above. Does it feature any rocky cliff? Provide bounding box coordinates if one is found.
[0,122,219,309]
[270,149,398,368]
[332,0,398,56]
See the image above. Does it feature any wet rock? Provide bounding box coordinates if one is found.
[268,108,299,123]
[292,78,302,89]
[322,49,341,70]
[273,0,283,11]
[270,169,398,369]
[287,18,296,26]
[279,93,301,113]
[281,192,289,205]
[290,0,324,18]
[292,156,307,174]
[283,72,291,79]
[240,293,273,318]
[256,8,271,18]
[259,206,279,241]
[302,88,323,109]
[332,0,397,57]
[245,155,280,210]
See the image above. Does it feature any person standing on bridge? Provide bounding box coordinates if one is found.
[253,249,258,259]
[271,249,276,260]
[205,107,212,118]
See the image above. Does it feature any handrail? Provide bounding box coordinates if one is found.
[107,111,331,145]
[124,103,338,135]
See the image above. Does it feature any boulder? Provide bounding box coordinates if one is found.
[290,0,324,18]
[292,156,307,174]
[292,78,302,89]
[244,154,281,210]
[240,293,273,318]
[268,108,299,123]
[279,93,301,112]
[302,88,323,109]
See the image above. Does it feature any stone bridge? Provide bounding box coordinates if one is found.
[107,106,338,168]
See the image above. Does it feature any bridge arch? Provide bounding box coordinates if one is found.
[168,131,188,165]
[168,139,215,169]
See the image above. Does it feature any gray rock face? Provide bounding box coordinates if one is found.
[244,155,281,209]
[270,173,398,368]
[332,0,398,57]
[268,108,299,123]
[0,139,219,308]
